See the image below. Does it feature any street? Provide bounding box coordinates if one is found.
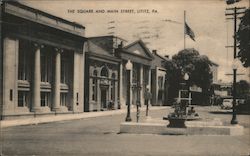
[1,106,250,156]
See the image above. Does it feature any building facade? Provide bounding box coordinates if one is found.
[84,36,124,111]
[211,62,219,83]
[0,2,86,118]
[151,50,169,106]
[0,2,172,119]
[116,40,154,107]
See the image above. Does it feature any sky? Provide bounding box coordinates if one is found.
[20,0,250,82]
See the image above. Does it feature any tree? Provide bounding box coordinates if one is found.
[237,9,250,67]
[236,80,250,99]
[164,48,213,104]
[164,59,181,104]
[172,49,213,89]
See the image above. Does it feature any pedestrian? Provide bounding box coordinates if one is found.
[144,87,152,116]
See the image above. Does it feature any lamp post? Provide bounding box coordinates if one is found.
[136,82,141,123]
[125,60,132,122]
[231,59,240,124]
[184,73,191,105]
[183,73,190,115]
[184,73,189,81]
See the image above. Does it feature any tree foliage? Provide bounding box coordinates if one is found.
[237,9,250,67]
[171,48,213,90]
[236,80,250,98]
[164,48,213,103]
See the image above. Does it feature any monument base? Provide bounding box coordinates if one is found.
[120,119,244,136]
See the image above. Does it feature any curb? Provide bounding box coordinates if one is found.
[0,107,167,128]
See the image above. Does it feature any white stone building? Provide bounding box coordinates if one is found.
[0,2,86,119]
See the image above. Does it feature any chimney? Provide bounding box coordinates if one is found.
[118,41,123,49]
[165,55,169,59]
[152,50,157,54]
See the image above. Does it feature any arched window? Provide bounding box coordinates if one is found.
[101,67,109,77]
[92,70,98,101]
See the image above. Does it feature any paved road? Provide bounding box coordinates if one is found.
[1,106,250,156]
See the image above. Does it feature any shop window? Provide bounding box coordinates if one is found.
[61,56,69,84]
[111,73,116,101]
[18,91,29,107]
[143,66,149,86]
[132,64,139,84]
[60,93,67,106]
[158,76,164,90]
[111,81,115,101]
[41,51,52,83]
[18,40,30,81]
[41,92,50,107]
[92,70,98,101]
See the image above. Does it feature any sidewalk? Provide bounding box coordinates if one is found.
[0,106,167,128]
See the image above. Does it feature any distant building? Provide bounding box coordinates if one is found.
[0,1,180,119]
[211,61,219,83]
[150,50,169,106]
[116,40,154,107]
[0,2,86,118]
[84,36,125,111]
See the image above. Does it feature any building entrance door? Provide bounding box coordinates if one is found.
[101,87,108,109]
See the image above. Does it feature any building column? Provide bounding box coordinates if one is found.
[114,81,118,109]
[109,80,112,105]
[2,38,19,115]
[52,48,62,111]
[139,65,144,106]
[72,52,84,113]
[148,67,152,105]
[31,43,43,112]
[88,78,93,111]
[155,68,159,106]
[97,79,101,111]
[119,63,124,108]
[130,63,133,106]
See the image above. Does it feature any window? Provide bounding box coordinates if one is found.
[158,76,164,90]
[61,57,69,84]
[111,73,116,101]
[143,66,149,86]
[60,93,67,106]
[18,91,29,107]
[132,64,139,83]
[92,70,98,101]
[101,67,109,77]
[18,41,30,80]
[41,52,51,82]
[41,92,50,107]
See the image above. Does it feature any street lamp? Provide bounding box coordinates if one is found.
[125,60,132,122]
[184,73,189,81]
[183,73,191,105]
[231,58,240,124]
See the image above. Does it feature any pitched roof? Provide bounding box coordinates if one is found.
[86,40,113,57]
[123,39,154,59]
[151,51,170,69]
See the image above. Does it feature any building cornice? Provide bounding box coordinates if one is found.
[4,1,85,37]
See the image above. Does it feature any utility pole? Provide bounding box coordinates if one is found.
[0,1,3,156]
[184,10,186,49]
[225,6,246,125]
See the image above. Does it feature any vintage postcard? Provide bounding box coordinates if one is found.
[0,0,250,155]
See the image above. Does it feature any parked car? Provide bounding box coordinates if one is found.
[236,99,249,113]
[221,99,233,109]
[236,103,250,113]
[221,99,244,110]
